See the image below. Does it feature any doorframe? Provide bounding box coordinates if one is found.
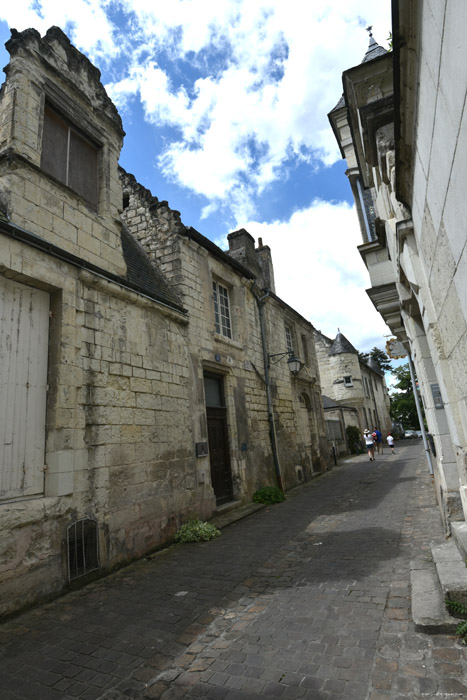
[203,370,234,505]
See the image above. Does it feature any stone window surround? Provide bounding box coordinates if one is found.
[41,103,99,209]
[37,83,107,213]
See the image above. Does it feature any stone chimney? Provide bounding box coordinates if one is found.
[227,229,276,292]
[255,237,276,293]
[227,229,262,276]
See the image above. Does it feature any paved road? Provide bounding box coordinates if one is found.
[1,442,466,700]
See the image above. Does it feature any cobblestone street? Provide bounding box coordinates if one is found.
[1,441,466,700]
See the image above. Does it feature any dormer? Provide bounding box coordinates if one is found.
[0,27,127,275]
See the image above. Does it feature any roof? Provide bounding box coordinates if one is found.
[364,356,385,377]
[328,34,388,116]
[361,35,388,64]
[322,395,357,411]
[328,332,359,356]
[120,226,184,310]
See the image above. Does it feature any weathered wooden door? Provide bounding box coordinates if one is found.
[0,276,49,499]
[204,375,233,505]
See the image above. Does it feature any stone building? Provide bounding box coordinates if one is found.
[328,0,467,533]
[0,27,328,618]
[314,330,391,453]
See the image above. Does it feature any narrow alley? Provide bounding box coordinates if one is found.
[1,442,466,700]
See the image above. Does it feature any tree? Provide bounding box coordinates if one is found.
[389,363,423,429]
[359,347,393,373]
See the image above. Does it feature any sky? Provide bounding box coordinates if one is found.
[0,0,394,355]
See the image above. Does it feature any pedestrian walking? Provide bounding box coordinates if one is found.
[364,428,376,461]
[373,426,383,453]
[387,432,396,454]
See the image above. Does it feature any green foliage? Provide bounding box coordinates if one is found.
[445,599,467,639]
[359,347,393,373]
[346,425,362,454]
[253,486,285,504]
[389,363,424,430]
[446,598,467,616]
[175,519,221,543]
[387,32,393,51]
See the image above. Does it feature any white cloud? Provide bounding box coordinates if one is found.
[0,1,392,216]
[0,0,119,62]
[104,0,392,214]
[235,200,391,352]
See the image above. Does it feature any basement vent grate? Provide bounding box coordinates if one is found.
[67,518,99,581]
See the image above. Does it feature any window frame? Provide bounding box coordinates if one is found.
[343,375,353,387]
[285,325,294,354]
[40,102,100,210]
[212,280,232,339]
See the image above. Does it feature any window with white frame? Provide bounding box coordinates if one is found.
[212,281,232,338]
[344,375,353,387]
[285,325,294,354]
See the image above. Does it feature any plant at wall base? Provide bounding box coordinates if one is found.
[253,486,285,504]
[175,520,221,543]
[345,425,362,454]
[445,598,467,641]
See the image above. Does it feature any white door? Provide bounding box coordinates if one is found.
[0,276,49,499]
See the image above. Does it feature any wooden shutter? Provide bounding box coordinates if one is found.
[0,277,49,499]
[40,105,68,184]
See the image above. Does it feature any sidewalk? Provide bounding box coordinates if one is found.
[0,442,466,699]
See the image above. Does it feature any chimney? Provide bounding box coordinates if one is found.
[227,229,262,276]
[227,229,276,292]
[255,238,276,293]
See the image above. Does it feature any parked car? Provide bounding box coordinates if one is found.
[414,430,423,438]
[404,430,417,439]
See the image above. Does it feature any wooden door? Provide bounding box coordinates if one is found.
[0,276,49,499]
[204,375,233,505]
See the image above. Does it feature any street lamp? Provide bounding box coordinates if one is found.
[268,351,302,375]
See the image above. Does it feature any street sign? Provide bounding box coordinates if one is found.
[385,338,408,359]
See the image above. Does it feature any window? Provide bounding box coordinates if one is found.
[67,519,99,581]
[344,375,353,387]
[364,377,370,397]
[213,281,232,338]
[301,334,310,366]
[41,104,99,209]
[285,326,294,354]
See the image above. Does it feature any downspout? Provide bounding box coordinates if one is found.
[251,286,284,491]
[369,373,380,428]
[407,351,434,475]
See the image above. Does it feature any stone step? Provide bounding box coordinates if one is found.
[410,556,458,633]
[451,521,467,561]
[432,540,467,606]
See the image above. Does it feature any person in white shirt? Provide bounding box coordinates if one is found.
[387,432,395,454]
[363,429,376,461]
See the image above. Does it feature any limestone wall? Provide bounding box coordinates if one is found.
[0,27,126,276]
[0,231,209,619]
[120,173,329,492]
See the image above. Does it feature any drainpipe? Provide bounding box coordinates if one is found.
[251,286,284,491]
[407,352,434,475]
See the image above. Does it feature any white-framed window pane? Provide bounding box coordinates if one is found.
[285,326,293,353]
[213,281,232,338]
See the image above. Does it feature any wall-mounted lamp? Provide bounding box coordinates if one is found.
[268,351,302,375]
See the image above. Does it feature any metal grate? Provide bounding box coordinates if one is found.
[67,519,99,581]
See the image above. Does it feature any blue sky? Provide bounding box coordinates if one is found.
[0,1,393,355]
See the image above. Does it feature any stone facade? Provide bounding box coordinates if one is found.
[329,1,467,531]
[314,330,391,452]
[0,27,328,618]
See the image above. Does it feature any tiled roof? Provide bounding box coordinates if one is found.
[361,35,388,63]
[328,332,359,356]
[120,226,184,310]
